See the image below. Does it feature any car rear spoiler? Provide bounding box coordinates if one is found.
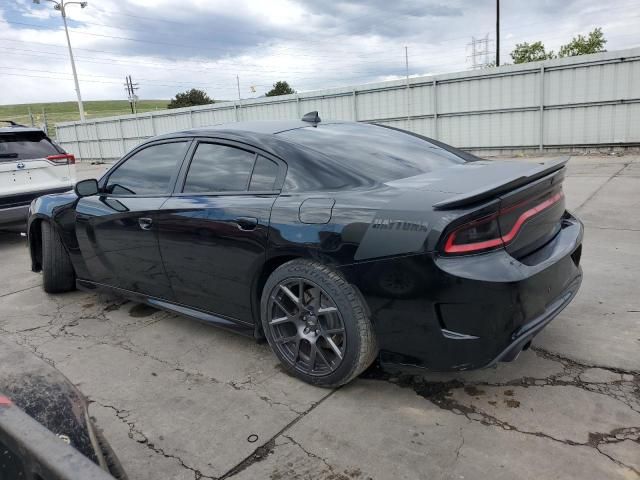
[0,395,115,480]
[433,156,569,210]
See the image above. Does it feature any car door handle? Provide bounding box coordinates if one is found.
[138,217,153,230]
[235,217,258,231]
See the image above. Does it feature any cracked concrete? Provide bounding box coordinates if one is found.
[1,156,639,479]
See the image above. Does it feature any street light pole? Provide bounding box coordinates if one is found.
[496,0,500,66]
[33,0,88,122]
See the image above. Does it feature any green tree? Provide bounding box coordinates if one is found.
[167,88,214,109]
[265,81,295,97]
[558,28,607,58]
[510,41,555,64]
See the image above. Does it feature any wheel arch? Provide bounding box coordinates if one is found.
[28,217,44,272]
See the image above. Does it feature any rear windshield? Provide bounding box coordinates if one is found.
[0,131,61,162]
[278,123,467,182]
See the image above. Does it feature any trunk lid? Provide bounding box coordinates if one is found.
[385,157,568,258]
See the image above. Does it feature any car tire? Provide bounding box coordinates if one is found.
[42,221,76,293]
[261,259,377,387]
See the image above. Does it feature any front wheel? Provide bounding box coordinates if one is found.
[41,221,76,293]
[261,259,377,387]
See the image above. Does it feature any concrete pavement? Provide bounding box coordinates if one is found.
[0,155,638,479]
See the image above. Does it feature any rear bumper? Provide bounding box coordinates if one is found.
[485,274,581,366]
[0,205,29,226]
[1,186,73,227]
[341,212,583,372]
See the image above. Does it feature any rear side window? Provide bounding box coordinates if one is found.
[183,143,256,193]
[0,132,60,162]
[105,142,187,195]
[249,156,279,191]
[278,123,467,183]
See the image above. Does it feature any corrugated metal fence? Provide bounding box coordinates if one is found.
[56,47,640,161]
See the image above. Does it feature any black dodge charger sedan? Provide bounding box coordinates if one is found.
[27,113,583,386]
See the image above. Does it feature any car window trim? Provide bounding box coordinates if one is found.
[100,138,192,198]
[175,137,286,196]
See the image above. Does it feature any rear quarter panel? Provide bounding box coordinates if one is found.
[267,186,478,267]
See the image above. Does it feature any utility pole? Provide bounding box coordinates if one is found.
[496,0,500,66]
[124,75,139,114]
[405,46,410,123]
[33,0,88,122]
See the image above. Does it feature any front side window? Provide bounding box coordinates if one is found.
[183,143,256,193]
[105,142,187,195]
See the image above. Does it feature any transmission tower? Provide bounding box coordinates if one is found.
[468,34,492,69]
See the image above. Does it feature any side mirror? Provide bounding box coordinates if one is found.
[74,179,99,197]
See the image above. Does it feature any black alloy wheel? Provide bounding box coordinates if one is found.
[261,259,377,387]
[267,278,346,376]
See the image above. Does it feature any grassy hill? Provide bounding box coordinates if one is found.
[0,100,169,138]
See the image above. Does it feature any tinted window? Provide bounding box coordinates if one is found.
[184,143,255,193]
[249,156,279,191]
[0,132,60,162]
[106,142,186,195]
[278,123,467,183]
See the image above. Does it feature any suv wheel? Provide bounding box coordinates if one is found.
[42,221,76,293]
[261,259,377,387]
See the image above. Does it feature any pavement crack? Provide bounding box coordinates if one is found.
[575,162,631,212]
[532,347,639,376]
[218,388,339,479]
[93,400,215,480]
[282,434,337,474]
[229,376,305,415]
[363,365,640,475]
[0,284,41,299]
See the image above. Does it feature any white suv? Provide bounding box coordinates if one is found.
[0,121,75,229]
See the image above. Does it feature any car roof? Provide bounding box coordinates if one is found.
[0,126,47,135]
[157,119,351,139]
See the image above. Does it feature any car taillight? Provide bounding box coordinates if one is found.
[47,154,75,165]
[443,191,564,255]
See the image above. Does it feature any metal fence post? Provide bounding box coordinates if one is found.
[539,66,545,152]
[135,114,141,141]
[73,123,81,162]
[94,122,103,162]
[150,112,156,135]
[433,79,438,139]
[118,119,125,157]
[296,95,301,119]
[352,90,358,121]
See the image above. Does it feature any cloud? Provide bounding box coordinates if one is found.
[0,0,638,105]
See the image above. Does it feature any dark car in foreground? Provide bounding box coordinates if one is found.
[0,339,126,479]
[27,113,583,386]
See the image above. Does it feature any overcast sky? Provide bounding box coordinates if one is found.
[1,0,639,105]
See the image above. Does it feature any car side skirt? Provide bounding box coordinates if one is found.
[76,279,255,337]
